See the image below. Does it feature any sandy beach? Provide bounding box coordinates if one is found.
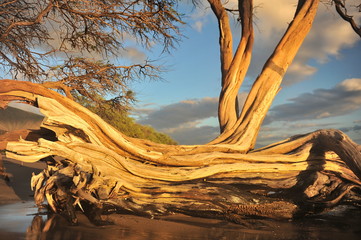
[0,153,259,240]
[1,128,361,240]
[0,154,272,240]
[0,154,45,205]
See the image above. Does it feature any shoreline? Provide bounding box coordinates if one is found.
[0,154,45,205]
[1,154,361,240]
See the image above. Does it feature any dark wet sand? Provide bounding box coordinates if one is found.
[0,156,45,204]
[1,154,361,240]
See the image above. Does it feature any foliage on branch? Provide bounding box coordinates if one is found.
[0,0,361,226]
[77,95,177,145]
[0,0,183,107]
[44,57,161,109]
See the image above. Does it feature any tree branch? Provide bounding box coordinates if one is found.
[208,0,234,82]
[211,0,254,133]
[1,80,361,224]
[333,0,361,37]
[1,1,53,39]
[211,0,319,151]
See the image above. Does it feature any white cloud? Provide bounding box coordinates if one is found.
[135,92,254,144]
[189,0,360,86]
[245,0,361,85]
[257,121,342,147]
[138,97,219,130]
[188,0,212,32]
[193,20,205,32]
[268,78,361,122]
[287,1,360,83]
[339,78,361,91]
[136,97,220,144]
[118,47,147,63]
[253,0,296,34]
[165,124,219,145]
[135,77,361,145]
[134,1,361,145]
[285,63,318,86]
[291,2,359,69]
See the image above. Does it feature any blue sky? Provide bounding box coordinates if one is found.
[6,0,360,148]
[127,0,361,147]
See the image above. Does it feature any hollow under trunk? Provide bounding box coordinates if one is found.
[1,80,361,225]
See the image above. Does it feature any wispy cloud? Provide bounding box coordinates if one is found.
[188,0,359,85]
[41,18,148,65]
[118,47,147,63]
[135,92,255,144]
[339,124,361,133]
[268,78,361,122]
[188,0,212,33]
[137,78,361,145]
[166,124,219,145]
[247,0,360,85]
[255,78,361,146]
[134,1,361,145]
[136,97,219,144]
[193,20,206,32]
[138,97,219,129]
[257,121,341,147]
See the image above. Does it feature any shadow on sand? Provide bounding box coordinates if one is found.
[0,201,361,240]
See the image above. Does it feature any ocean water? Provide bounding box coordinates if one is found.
[0,201,360,240]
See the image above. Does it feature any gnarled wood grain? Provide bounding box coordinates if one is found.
[1,80,361,224]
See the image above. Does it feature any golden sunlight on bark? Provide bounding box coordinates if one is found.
[1,80,361,224]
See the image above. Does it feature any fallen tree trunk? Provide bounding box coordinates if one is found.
[1,80,361,225]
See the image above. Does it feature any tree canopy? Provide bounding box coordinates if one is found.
[0,0,183,107]
[0,0,184,144]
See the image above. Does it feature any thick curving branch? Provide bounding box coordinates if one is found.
[211,0,319,151]
[1,80,361,225]
[209,0,254,133]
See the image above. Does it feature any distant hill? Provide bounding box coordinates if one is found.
[0,107,44,132]
[0,105,176,145]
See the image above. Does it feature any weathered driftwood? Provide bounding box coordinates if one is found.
[1,80,361,225]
